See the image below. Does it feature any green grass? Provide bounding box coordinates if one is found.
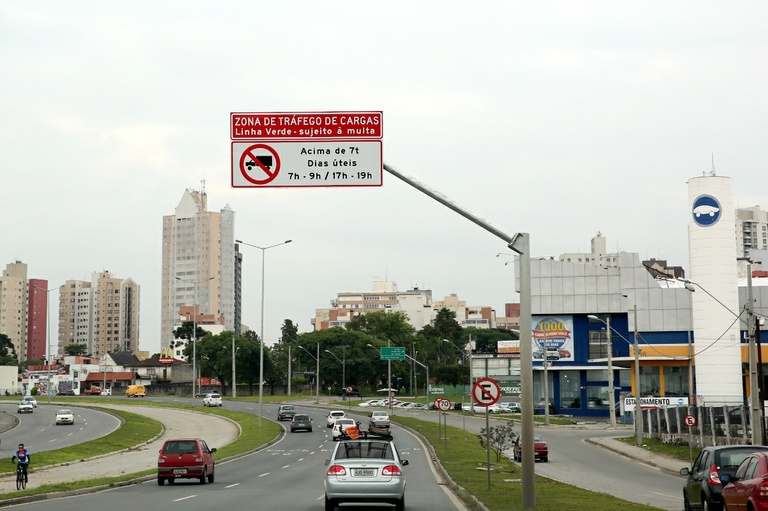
[0,401,280,500]
[616,435,700,463]
[392,416,666,511]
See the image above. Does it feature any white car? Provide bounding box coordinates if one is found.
[326,410,347,428]
[100,388,112,396]
[17,401,33,414]
[22,396,37,408]
[369,410,391,428]
[331,418,358,441]
[55,409,75,425]
[358,399,382,407]
[202,393,223,407]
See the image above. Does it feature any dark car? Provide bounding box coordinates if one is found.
[57,390,75,396]
[680,444,768,511]
[512,435,548,462]
[277,404,297,421]
[195,389,215,398]
[291,414,313,432]
[157,438,217,485]
[721,451,768,511]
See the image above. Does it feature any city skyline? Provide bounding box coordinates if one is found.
[3,2,768,355]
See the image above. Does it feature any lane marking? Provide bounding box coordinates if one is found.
[258,472,270,477]
[173,495,197,501]
[225,483,240,488]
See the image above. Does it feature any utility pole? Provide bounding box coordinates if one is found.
[747,262,761,445]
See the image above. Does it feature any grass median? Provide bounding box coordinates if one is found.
[392,416,665,511]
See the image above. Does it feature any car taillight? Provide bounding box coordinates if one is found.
[382,465,402,476]
[327,465,347,476]
[759,480,768,499]
[708,464,722,486]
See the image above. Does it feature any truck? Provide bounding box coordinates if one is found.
[83,387,102,395]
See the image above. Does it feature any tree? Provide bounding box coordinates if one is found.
[465,326,519,355]
[0,333,18,366]
[64,343,88,357]
[280,319,299,344]
[478,420,517,462]
[173,321,208,342]
[346,310,415,343]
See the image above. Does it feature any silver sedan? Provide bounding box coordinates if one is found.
[324,438,408,511]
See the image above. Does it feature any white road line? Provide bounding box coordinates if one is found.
[173,495,197,501]
[225,483,240,488]
[258,472,270,477]
[282,465,290,469]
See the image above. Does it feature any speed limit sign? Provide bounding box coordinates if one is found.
[684,414,697,427]
[434,398,452,411]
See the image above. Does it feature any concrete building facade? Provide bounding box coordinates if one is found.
[58,271,140,358]
[160,185,236,347]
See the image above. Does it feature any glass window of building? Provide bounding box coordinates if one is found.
[589,330,608,359]
[663,366,688,397]
[559,371,581,410]
[639,366,660,396]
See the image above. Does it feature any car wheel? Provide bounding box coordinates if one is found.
[200,467,207,485]
[168,478,175,484]
[208,468,214,483]
[395,495,405,511]
[683,494,691,511]
[541,457,548,462]
[702,494,719,511]
[324,496,336,511]
[158,476,165,486]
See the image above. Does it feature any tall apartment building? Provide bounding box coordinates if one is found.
[0,261,31,361]
[160,185,236,346]
[58,271,140,358]
[736,205,768,258]
[27,278,48,360]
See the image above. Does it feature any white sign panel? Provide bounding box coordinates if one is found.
[231,140,382,188]
[624,396,689,411]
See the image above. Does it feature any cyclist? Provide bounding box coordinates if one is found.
[11,443,31,483]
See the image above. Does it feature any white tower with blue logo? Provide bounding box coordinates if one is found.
[688,174,741,405]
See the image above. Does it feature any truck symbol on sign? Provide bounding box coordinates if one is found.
[246,155,273,170]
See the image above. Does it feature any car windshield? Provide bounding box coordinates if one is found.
[208,394,220,398]
[294,415,309,421]
[334,441,394,460]
[58,409,72,415]
[282,406,294,410]
[373,412,388,417]
[336,419,356,426]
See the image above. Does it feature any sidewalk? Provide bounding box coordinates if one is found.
[0,405,240,495]
[586,434,687,475]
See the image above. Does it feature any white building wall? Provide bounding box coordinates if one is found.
[688,175,742,405]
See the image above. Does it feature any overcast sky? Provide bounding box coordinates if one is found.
[3,2,768,355]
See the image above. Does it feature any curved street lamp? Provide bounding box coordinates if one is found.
[236,239,293,427]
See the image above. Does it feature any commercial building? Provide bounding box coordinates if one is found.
[160,185,237,347]
[0,261,49,362]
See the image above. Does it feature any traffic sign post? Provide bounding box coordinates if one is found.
[472,377,501,491]
[685,414,697,466]
[380,347,406,361]
[434,398,452,450]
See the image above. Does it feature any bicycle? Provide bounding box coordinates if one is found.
[14,462,28,490]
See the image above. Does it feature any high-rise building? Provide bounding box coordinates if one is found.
[161,185,236,346]
[27,278,49,361]
[736,205,768,258]
[58,271,140,358]
[0,261,30,361]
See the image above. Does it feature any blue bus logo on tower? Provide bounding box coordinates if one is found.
[692,194,721,227]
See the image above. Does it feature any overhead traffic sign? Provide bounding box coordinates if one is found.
[472,377,501,406]
[380,347,406,361]
[231,140,382,188]
[231,111,382,140]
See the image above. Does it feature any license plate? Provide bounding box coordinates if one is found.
[353,469,376,477]
[173,469,187,475]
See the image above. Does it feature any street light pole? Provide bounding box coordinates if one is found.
[297,344,320,403]
[634,304,643,445]
[176,276,214,405]
[232,331,237,398]
[236,239,292,427]
[405,354,429,408]
[588,314,617,428]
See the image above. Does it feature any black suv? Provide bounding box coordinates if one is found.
[277,404,296,421]
[680,444,768,511]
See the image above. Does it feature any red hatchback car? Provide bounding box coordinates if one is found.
[721,451,768,511]
[512,435,548,462]
[157,438,217,486]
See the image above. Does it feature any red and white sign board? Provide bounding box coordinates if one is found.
[230,111,383,188]
[684,415,697,427]
[231,111,382,140]
[472,377,501,406]
[231,140,382,188]
[434,398,452,411]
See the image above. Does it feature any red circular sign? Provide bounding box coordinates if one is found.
[472,377,501,406]
[434,398,452,411]
[684,414,697,427]
[239,143,281,185]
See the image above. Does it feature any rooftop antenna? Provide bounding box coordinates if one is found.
[201,179,207,195]
[708,154,716,177]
